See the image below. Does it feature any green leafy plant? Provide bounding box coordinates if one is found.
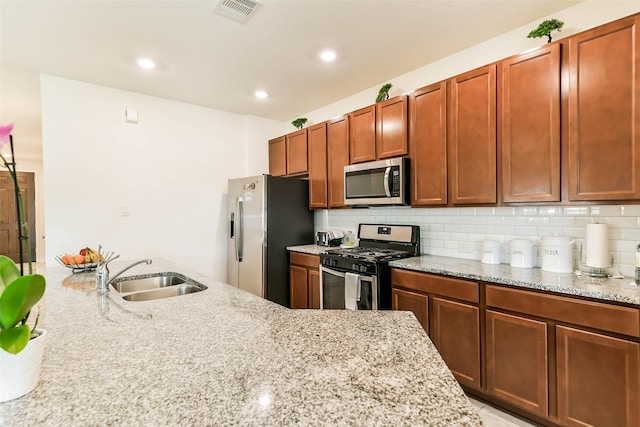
[291,117,308,129]
[0,255,45,354]
[376,83,392,103]
[527,19,564,43]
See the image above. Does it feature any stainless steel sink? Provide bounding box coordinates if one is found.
[112,274,186,293]
[111,272,207,301]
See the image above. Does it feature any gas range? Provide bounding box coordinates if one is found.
[319,224,420,310]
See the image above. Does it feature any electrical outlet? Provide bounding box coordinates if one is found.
[459,242,475,254]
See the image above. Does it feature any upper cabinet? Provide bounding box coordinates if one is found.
[349,96,408,164]
[327,115,350,208]
[448,64,497,205]
[268,136,286,177]
[409,81,448,206]
[500,44,561,203]
[307,122,328,209]
[376,95,408,159]
[285,129,308,175]
[568,15,640,201]
[268,129,308,177]
[349,105,376,164]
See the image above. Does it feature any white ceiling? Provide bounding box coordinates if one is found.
[0,0,583,156]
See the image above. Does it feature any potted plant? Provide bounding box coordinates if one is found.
[0,123,46,402]
[527,18,565,43]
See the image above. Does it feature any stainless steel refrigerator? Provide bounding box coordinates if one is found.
[227,175,314,308]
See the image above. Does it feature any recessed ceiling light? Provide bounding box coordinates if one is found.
[137,58,156,70]
[254,90,268,99]
[319,50,337,62]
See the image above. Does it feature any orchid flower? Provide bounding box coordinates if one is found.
[0,123,14,148]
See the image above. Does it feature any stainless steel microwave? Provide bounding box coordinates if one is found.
[344,157,409,206]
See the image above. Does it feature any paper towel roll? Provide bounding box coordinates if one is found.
[586,223,609,268]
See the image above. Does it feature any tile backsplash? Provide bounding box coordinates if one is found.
[314,205,640,278]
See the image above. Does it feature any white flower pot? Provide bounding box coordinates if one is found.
[0,328,46,402]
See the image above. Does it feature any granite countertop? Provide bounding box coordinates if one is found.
[390,255,640,307]
[286,244,329,255]
[0,258,480,426]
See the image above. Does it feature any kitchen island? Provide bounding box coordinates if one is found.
[0,259,481,426]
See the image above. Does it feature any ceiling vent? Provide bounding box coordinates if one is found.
[213,0,263,23]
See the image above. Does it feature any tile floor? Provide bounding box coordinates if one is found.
[467,395,539,427]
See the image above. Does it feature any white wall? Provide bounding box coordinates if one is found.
[40,75,282,279]
[310,0,640,277]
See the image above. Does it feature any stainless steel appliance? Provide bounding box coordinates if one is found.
[227,175,314,307]
[320,224,420,310]
[343,157,409,206]
[315,230,343,247]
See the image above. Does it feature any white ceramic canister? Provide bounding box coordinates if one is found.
[510,239,536,269]
[541,236,574,273]
[481,240,502,265]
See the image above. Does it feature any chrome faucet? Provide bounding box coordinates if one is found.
[97,258,152,293]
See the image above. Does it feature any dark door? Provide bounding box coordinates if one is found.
[0,171,36,264]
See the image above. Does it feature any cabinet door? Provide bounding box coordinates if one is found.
[289,265,309,309]
[327,115,350,208]
[307,122,328,209]
[286,129,308,175]
[269,136,286,177]
[568,16,640,201]
[486,310,548,418]
[308,268,320,309]
[349,105,376,164]
[557,326,640,427]
[501,44,560,203]
[392,287,429,333]
[376,95,408,159]
[409,81,448,206]
[448,64,497,205]
[431,297,481,390]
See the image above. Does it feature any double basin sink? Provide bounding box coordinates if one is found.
[111,272,207,302]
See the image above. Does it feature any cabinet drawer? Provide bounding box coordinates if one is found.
[486,285,640,337]
[289,252,319,269]
[391,269,478,304]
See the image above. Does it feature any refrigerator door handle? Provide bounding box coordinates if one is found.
[235,197,244,262]
[229,212,235,238]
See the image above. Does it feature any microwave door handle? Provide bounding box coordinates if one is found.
[383,166,392,197]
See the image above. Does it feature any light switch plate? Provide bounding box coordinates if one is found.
[125,107,138,123]
[120,204,131,216]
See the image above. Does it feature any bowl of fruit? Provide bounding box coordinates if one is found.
[55,247,108,273]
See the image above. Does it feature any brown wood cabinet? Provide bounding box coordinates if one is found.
[500,43,561,203]
[268,136,286,177]
[327,115,350,208]
[431,297,481,390]
[285,129,308,175]
[486,284,640,426]
[349,105,376,164]
[289,252,320,309]
[307,122,328,209]
[568,15,640,201]
[556,326,640,427]
[376,95,408,159]
[486,310,549,418]
[448,64,497,205]
[391,269,481,390]
[409,81,448,206]
[392,287,429,332]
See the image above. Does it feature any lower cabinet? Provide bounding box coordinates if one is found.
[393,268,640,427]
[391,269,481,390]
[486,310,548,418]
[289,252,320,309]
[556,326,640,427]
[431,297,480,390]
